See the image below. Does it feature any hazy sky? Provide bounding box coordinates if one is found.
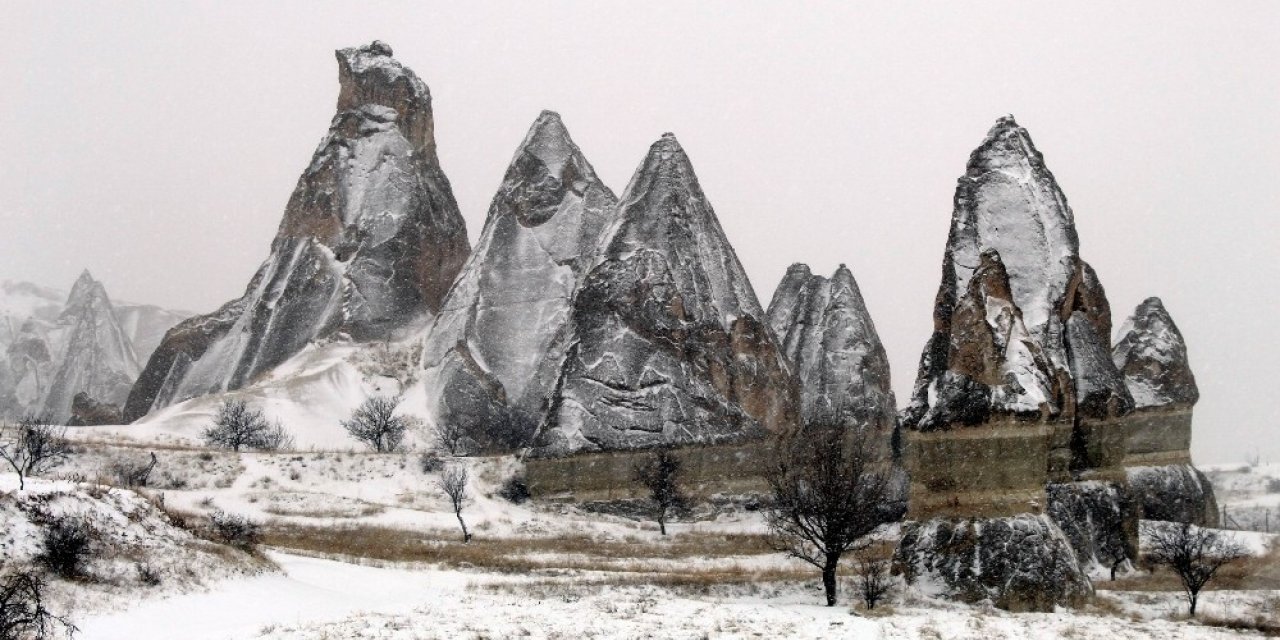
[2,2,1276,463]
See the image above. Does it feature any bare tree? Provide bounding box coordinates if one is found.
[439,464,471,543]
[341,396,408,453]
[0,570,77,640]
[764,426,892,607]
[202,399,292,452]
[1146,520,1247,616]
[432,420,469,457]
[632,448,686,535]
[855,550,894,609]
[0,415,72,490]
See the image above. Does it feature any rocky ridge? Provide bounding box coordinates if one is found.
[124,41,470,422]
[419,111,618,452]
[531,134,798,455]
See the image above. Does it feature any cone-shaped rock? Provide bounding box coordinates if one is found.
[532,134,798,454]
[1114,297,1217,525]
[420,111,618,452]
[1112,297,1198,409]
[42,271,140,423]
[124,41,470,421]
[765,263,895,459]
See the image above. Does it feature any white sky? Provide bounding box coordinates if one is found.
[2,1,1276,463]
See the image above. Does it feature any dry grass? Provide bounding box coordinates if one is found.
[260,522,790,580]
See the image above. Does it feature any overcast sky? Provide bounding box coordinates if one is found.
[2,2,1276,463]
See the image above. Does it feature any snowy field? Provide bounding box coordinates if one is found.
[2,430,1277,638]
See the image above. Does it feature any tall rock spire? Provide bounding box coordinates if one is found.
[765,263,895,459]
[124,41,470,421]
[1112,297,1199,409]
[42,270,140,423]
[419,110,618,452]
[532,134,798,455]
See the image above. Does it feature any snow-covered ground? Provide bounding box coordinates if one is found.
[1205,461,1280,533]
[5,439,1278,638]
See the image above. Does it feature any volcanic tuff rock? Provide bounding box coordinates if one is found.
[893,514,1093,611]
[532,134,798,455]
[766,263,896,459]
[125,41,470,421]
[1112,297,1198,409]
[40,271,141,423]
[420,111,618,452]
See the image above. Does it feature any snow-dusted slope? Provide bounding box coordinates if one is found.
[418,111,617,452]
[533,134,797,455]
[124,41,470,422]
[41,271,140,423]
[765,263,895,457]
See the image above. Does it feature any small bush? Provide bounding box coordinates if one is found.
[341,396,408,453]
[38,518,93,579]
[136,562,161,587]
[497,475,531,504]
[208,510,261,549]
[419,451,443,473]
[202,399,293,452]
[0,570,77,639]
[106,452,157,488]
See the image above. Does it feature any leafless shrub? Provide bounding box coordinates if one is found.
[1146,520,1248,616]
[341,396,408,453]
[208,510,261,549]
[432,420,470,457]
[497,474,531,504]
[439,464,471,543]
[0,570,77,639]
[632,448,686,535]
[135,562,161,587]
[418,451,443,473]
[0,415,72,490]
[202,399,292,452]
[38,518,93,579]
[856,550,894,609]
[764,426,892,607]
[106,452,158,488]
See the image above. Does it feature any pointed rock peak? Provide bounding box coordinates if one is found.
[73,269,96,287]
[67,269,104,303]
[516,110,578,174]
[650,132,686,157]
[1113,296,1197,409]
[1138,296,1166,314]
[832,263,855,283]
[967,114,1046,172]
[785,263,813,277]
[334,40,436,158]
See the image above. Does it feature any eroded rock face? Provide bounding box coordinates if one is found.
[1126,464,1218,526]
[893,514,1093,611]
[1046,481,1139,571]
[766,263,896,457]
[41,272,140,423]
[1113,297,1198,409]
[532,134,798,455]
[67,391,123,426]
[125,41,469,421]
[420,112,617,452]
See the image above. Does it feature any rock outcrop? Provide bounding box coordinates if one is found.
[765,263,896,456]
[895,116,1135,607]
[40,271,140,423]
[420,111,618,452]
[1113,298,1218,525]
[531,134,798,455]
[124,41,470,421]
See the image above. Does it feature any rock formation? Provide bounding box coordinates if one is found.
[1113,297,1218,525]
[765,264,895,453]
[766,263,905,517]
[894,116,1137,608]
[420,111,618,452]
[124,41,470,421]
[40,271,140,423]
[531,134,798,455]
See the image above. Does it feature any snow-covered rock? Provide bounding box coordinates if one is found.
[1045,480,1139,572]
[39,271,140,423]
[1127,464,1219,526]
[893,514,1093,612]
[124,41,470,422]
[418,111,617,452]
[532,134,798,455]
[1112,297,1198,409]
[765,263,896,459]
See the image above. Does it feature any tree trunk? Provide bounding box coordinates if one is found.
[658,512,667,536]
[1189,593,1197,616]
[456,512,471,543]
[822,555,839,606]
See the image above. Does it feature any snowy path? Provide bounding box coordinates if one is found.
[77,552,473,639]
